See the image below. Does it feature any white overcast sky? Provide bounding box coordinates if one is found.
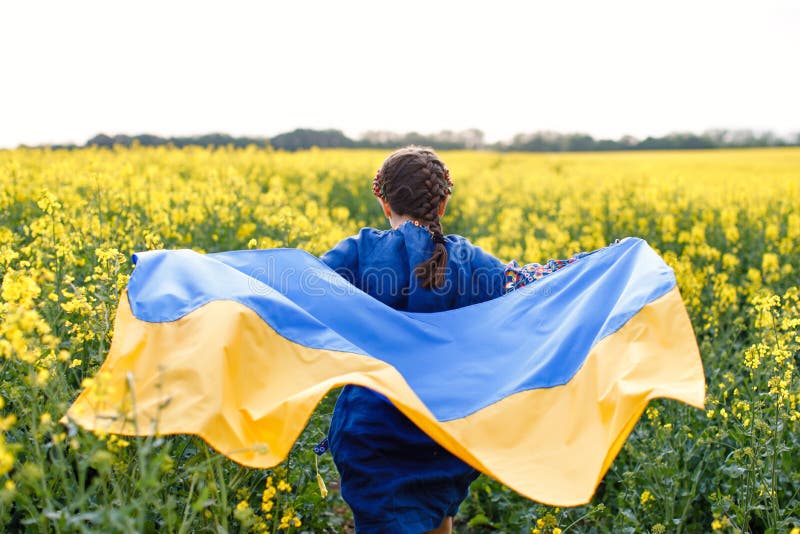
[0,0,798,148]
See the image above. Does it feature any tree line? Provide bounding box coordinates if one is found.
[33,128,800,152]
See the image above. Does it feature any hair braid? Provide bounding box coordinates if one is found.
[375,146,452,289]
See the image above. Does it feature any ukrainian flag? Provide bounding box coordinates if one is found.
[65,237,705,506]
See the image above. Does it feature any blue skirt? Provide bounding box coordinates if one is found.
[328,385,479,533]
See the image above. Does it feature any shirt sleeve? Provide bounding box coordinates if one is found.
[503,252,589,293]
[465,241,507,304]
[319,233,361,286]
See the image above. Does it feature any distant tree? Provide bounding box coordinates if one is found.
[356,129,485,150]
[197,133,236,147]
[680,133,716,149]
[636,136,673,150]
[358,130,403,148]
[270,129,355,151]
[112,134,132,146]
[75,127,798,153]
[506,131,565,152]
[460,128,486,150]
[595,139,623,151]
[84,132,270,149]
[704,129,730,146]
[399,131,429,147]
[86,134,114,148]
[564,134,595,152]
[134,134,168,146]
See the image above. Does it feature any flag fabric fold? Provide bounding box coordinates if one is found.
[65,237,705,506]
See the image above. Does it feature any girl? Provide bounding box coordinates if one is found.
[320,146,580,533]
[320,146,501,533]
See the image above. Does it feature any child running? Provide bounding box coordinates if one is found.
[319,146,580,533]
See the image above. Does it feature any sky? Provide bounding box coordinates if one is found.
[0,0,798,148]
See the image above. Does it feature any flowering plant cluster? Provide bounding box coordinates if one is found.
[0,146,797,531]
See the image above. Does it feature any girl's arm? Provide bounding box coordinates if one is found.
[319,233,361,286]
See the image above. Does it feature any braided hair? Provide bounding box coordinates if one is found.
[372,146,454,289]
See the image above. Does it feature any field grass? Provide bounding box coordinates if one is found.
[0,146,798,532]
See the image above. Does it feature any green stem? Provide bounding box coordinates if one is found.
[177,472,198,534]
[769,397,780,525]
[561,506,602,533]
[51,211,62,310]
[676,457,706,534]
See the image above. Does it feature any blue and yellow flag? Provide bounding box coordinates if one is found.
[65,238,704,506]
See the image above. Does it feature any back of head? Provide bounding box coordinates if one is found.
[372,146,454,289]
